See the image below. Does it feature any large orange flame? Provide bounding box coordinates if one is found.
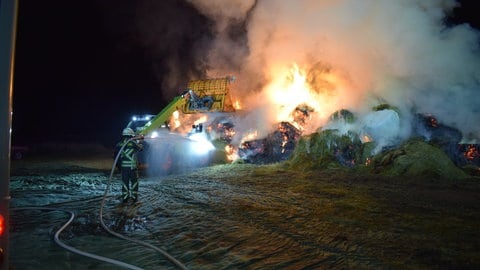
[264,63,342,130]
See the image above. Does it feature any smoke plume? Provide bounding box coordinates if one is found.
[189,0,480,141]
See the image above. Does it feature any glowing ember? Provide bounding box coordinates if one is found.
[464,144,479,161]
[423,114,439,128]
[224,128,236,139]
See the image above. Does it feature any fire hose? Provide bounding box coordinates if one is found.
[12,206,144,270]
[11,137,188,270]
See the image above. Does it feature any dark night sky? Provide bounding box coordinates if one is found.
[12,0,213,147]
[11,0,480,148]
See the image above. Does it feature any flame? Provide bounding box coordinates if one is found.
[171,110,181,129]
[225,128,236,138]
[240,130,258,144]
[362,135,372,143]
[233,100,242,110]
[264,63,340,126]
[281,134,288,153]
[225,144,239,161]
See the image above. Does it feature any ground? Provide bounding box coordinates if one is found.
[8,150,480,269]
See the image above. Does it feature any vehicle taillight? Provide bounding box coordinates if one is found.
[0,214,4,236]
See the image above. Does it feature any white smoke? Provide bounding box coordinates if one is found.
[189,0,480,141]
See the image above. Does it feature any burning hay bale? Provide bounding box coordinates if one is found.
[283,106,477,178]
[287,131,469,179]
[330,109,355,123]
[283,108,369,169]
[371,138,468,179]
[286,129,370,170]
[291,104,315,128]
[207,116,236,143]
[357,106,402,153]
[204,104,478,178]
[412,113,463,159]
[239,122,302,164]
[411,113,480,172]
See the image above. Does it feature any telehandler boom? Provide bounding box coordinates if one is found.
[137,76,236,136]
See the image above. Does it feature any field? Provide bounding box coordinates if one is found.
[8,150,480,269]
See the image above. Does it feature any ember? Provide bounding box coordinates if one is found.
[465,145,479,160]
[208,119,236,143]
[457,144,480,166]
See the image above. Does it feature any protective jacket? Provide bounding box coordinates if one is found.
[116,137,143,202]
[119,139,143,169]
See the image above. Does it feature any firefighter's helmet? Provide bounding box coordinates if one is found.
[122,127,135,137]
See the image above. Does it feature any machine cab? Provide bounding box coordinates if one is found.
[126,114,157,134]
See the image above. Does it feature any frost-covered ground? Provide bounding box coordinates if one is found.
[8,153,480,269]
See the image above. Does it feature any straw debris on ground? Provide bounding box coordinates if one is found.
[10,150,480,269]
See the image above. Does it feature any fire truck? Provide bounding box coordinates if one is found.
[123,76,236,175]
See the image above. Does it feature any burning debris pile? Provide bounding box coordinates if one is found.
[238,121,302,164]
[178,0,480,177]
[206,120,298,164]
[285,108,375,170]
[283,106,479,178]
[162,80,478,179]
[156,59,479,178]
[196,99,479,179]
[205,106,308,164]
[131,0,480,178]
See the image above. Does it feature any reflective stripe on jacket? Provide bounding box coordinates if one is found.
[119,139,142,169]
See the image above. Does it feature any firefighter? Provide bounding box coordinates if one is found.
[116,127,144,203]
